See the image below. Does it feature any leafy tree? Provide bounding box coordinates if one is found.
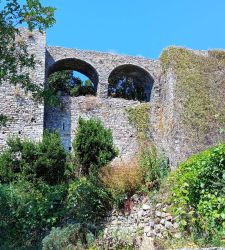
[73,117,118,175]
[0,0,55,94]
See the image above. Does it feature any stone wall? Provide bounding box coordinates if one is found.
[44,95,141,158]
[1,28,225,168]
[101,195,180,242]
[0,28,45,149]
[44,46,161,159]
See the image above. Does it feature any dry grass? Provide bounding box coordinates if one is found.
[100,157,142,197]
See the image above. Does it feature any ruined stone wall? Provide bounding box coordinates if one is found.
[0,28,45,149]
[44,47,161,159]
[1,28,225,168]
[45,95,141,158]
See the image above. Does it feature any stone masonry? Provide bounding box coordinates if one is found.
[0,28,224,167]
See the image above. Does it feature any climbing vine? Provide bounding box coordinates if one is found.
[126,103,151,147]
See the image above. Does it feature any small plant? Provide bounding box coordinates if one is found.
[139,145,169,190]
[42,223,95,250]
[73,117,118,175]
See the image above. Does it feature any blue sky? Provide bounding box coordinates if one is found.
[45,1,225,59]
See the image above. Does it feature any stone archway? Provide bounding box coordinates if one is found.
[108,64,154,102]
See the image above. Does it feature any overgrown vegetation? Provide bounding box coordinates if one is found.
[0,118,119,249]
[169,144,225,246]
[160,47,225,144]
[126,103,151,145]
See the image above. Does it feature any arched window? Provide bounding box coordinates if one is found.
[47,58,99,97]
[108,64,154,102]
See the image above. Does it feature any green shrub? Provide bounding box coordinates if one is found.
[73,117,118,175]
[68,177,112,223]
[0,180,68,249]
[0,131,67,185]
[169,144,225,243]
[42,223,95,250]
[139,146,169,190]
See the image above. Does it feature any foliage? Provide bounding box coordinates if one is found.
[139,145,169,190]
[48,70,96,97]
[73,117,118,175]
[169,144,225,244]
[100,159,142,207]
[126,103,150,146]
[0,114,10,126]
[160,47,225,144]
[0,0,55,94]
[0,180,68,249]
[94,230,137,250]
[42,223,95,250]
[68,177,112,223]
[108,75,147,102]
[0,131,67,185]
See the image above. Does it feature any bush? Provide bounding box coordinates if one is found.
[0,131,67,185]
[0,180,68,249]
[169,144,225,243]
[139,146,169,190]
[68,177,112,223]
[42,223,95,250]
[73,117,118,175]
[100,158,142,207]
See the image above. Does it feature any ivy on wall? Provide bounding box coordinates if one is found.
[126,103,151,147]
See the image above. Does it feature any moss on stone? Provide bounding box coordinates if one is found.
[160,47,225,142]
[126,103,151,145]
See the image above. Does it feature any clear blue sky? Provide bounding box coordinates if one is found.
[44,0,225,59]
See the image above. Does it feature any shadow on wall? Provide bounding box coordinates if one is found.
[44,96,72,150]
[108,64,154,102]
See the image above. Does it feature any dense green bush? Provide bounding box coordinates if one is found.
[0,180,68,249]
[42,223,95,250]
[68,177,112,223]
[73,117,118,175]
[169,144,225,243]
[0,131,67,184]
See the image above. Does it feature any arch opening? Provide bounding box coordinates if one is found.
[47,58,99,97]
[108,64,154,102]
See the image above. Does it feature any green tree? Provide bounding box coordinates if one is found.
[73,117,118,175]
[0,0,55,94]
